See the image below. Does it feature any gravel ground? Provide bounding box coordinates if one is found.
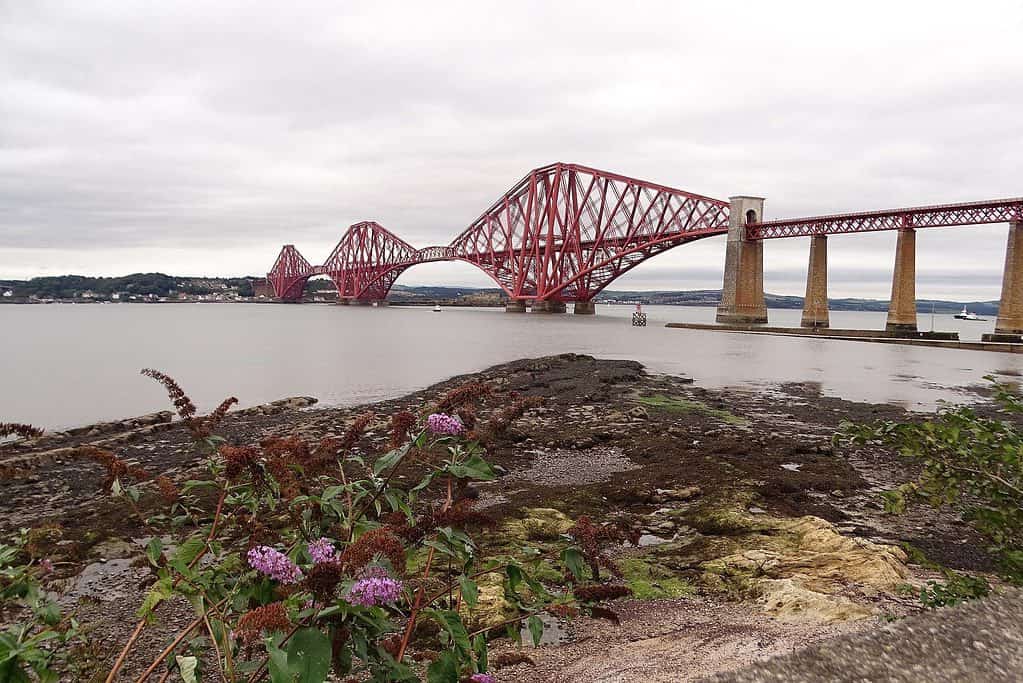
[709,589,1023,683]
[491,597,864,682]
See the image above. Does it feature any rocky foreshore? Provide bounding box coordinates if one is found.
[0,354,1009,681]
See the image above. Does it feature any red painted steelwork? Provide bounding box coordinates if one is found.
[267,163,731,302]
[748,197,1023,240]
[266,163,1022,303]
[267,245,317,302]
[449,163,730,301]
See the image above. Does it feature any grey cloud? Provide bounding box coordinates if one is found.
[1,0,1022,301]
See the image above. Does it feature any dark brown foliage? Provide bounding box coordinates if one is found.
[389,411,416,448]
[568,516,624,582]
[154,475,179,503]
[140,368,197,420]
[455,405,477,430]
[485,396,543,436]
[340,412,375,450]
[222,445,261,483]
[203,396,239,436]
[340,528,406,576]
[589,605,622,624]
[71,446,151,493]
[379,634,402,657]
[573,583,632,603]
[235,602,290,644]
[434,499,494,529]
[491,651,536,668]
[305,561,346,602]
[435,382,492,413]
[545,604,579,619]
[0,423,44,440]
[140,368,237,439]
[387,500,492,544]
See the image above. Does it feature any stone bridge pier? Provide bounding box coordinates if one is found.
[987,220,1023,340]
[801,235,829,328]
[885,227,918,333]
[716,196,767,324]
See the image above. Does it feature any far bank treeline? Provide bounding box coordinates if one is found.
[0,273,259,300]
[0,273,1001,313]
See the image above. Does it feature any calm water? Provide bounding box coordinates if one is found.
[1,303,1019,430]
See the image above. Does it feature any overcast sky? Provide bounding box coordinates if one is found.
[1,1,1021,299]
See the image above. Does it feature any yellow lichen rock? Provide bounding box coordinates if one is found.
[758,578,873,622]
[699,514,911,622]
[502,508,574,542]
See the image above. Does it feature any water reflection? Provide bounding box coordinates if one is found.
[1,303,1020,429]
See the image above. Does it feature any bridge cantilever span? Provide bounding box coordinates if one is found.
[267,162,731,311]
[266,164,1022,337]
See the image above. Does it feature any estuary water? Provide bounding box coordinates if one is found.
[1,303,1019,430]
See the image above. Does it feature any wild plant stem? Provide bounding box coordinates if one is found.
[110,486,228,683]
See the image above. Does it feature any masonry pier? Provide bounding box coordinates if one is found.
[885,228,917,334]
[573,301,596,315]
[801,235,829,328]
[986,220,1023,341]
[716,196,767,324]
[505,300,527,313]
[531,300,567,314]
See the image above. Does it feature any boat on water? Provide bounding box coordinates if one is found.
[433,304,441,312]
[954,306,985,321]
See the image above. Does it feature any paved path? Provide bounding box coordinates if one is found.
[708,589,1023,683]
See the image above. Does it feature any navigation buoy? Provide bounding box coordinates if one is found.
[632,303,647,327]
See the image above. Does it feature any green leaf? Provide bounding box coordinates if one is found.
[459,576,479,608]
[136,577,174,620]
[373,444,409,476]
[447,453,496,481]
[146,537,163,567]
[562,547,586,582]
[176,655,199,683]
[285,627,331,683]
[472,633,488,673]
[427,610,471,658]
[172,533,207,570]
[526,615,544,647]
[505,564,523,596]
[426,650,459,683]
[267,641,292,683]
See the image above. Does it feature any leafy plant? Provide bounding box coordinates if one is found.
[916,571,991,608]
[78,371,583,682]
[0,529,83,682]
[837,376,1023,585]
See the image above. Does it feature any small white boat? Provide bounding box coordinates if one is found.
[433,304,441,312]
[954,306,985,321]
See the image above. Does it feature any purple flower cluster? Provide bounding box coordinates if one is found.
[427,412,464,436]
[470,674,496,683]
[247,546,303,584]
[307,537,337,564]
[347,574,403,606]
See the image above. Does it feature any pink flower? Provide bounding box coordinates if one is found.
[307,538,337,564]
[471,674,496,683]
[347,574,403,606]
[247,546,303,584]
[39,559,53,575]
[427,413,464,436]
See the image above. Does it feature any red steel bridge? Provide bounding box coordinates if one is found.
[267,162,1022,331]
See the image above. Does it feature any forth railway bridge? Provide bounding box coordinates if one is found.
[267,162,1023,339]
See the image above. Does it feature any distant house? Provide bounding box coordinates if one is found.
[1,290,13,298]
[111,292,121,300]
